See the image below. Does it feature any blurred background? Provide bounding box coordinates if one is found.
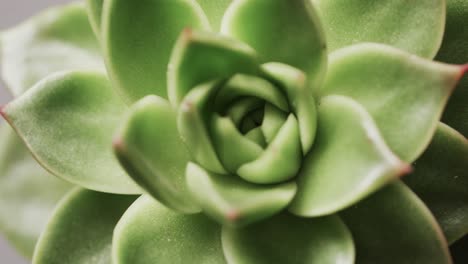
[0,1,74,263]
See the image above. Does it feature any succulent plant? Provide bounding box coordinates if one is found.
[0,0,467,263]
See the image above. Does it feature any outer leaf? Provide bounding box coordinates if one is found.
[186,163,297,227]
[222,213,354,264]
[221,0,326,87]
[313,0,445,58]
[33,188,136,264]
[404,123,468,244]
[86,0,104,36]
[196,0,232,30]
[321,43,464,162]
[113,195,226,264]
[0,3,103,97]
[436,0,468,137]
[289,96,408,217]
[341,182,452,264]
[102,0,210,103]
[0,124,72,258]
[114,95,200,213]
[168,29,259,106]
[1,71,141,194]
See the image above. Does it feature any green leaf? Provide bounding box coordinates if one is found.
[102,0,210,103]
[289,95,408,217]
[33,188,136,264]
[221,0,327,87]
[1,71,141,194]
[113,195,226,264]
[237,115,302,184]
[261,103,288,144]
[196,0,232,30]
[404,123,468,244]
[0,124,72,258]
[168,29,259,106]
[341,182,452,264]
[436,0,468,137]
[114,95,201,214]
[186,163,296,227]
[178,81,227,174]
[0,3,103,97]
[321,43,464,162]
[86,0,104,36]
[313,0,445,58]
[261,62,317,153]
[222,213,354,264]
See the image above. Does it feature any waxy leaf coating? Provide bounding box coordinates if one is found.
[1,71,141,194]
[405,123,468,244]
[222,213,354,264]
[342,182,452,264]
[33,189,136,264]
[103,0,210,102]
[0,124,72,258]
[290,95,408,217]
[322,43,464,162]
[114,95,201,213]
[113,195,226,264]
[313,0,445,58]
[186,162,297,227]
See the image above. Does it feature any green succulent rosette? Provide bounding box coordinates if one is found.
[0,0,467,263]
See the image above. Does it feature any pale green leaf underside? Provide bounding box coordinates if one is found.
[186,162,297,227]
[2,71,141,194]
[102,0,210,103]
[405,123,468,244]
[113,195,226,264]
[222,213,354,264]
[321,43,463,162]
[341,182,452,264]
[0,2,103,97]
[114,95,200,213]
[33,188,136,264]
[436,0,468,137]
[0,124,72,259]
[289,95,406,217]
[313,0,445,59]
[222,0,327,87]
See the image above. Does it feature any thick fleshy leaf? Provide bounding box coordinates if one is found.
[221,0,326,87]
[102,0,210,102]
[238,115,302,184]
[114,95,200,213]
[1,71,141,194]
[289,96,408,217]
[178,81,227,174]
[222,213,354,264]
[436,0,468,137]
[86,0,104,36]
[313,0,445,58]
[341,182,452,264]
[113,195,226,264]
[321,43,464,162]
[404,123,468,244]
[261,103,287,144]
[0,3,103,97]
[261,62,317,153]
[0,124,72,258]
[210,115,263,173]
[196,0,232,29]
[186,163,296,227]
[168,29,259,106]
[33,188,136,264]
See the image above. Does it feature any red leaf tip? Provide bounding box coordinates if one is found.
[461,64,468,78]
[0,105,8,120]
[397,163,413,177]
[112,136,125,152]
[226,210,241,222]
